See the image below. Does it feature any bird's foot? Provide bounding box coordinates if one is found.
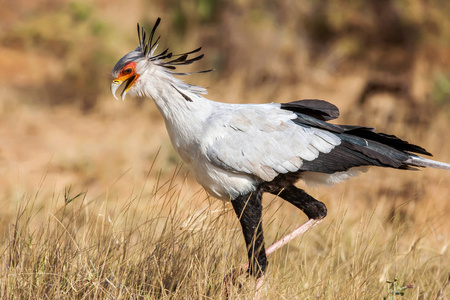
[254,276,264,299]
[222,263,263,300]
[221,262,247,299]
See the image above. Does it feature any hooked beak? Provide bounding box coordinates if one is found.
[111,75,138,101]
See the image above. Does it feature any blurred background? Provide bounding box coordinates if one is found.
[1,0,450,226]
[1,1,450,298]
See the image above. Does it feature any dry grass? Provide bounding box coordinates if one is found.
[1,172,449,300]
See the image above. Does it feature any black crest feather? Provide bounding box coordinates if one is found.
[136,18,213,75]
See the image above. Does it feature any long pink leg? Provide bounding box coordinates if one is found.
[222,218,322,299]
[265,218,322,256]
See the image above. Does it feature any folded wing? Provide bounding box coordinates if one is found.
[204,101,341,181]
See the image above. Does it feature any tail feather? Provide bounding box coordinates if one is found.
[406,155,450,170]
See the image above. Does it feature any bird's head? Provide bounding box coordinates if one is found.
[111,18,211,101]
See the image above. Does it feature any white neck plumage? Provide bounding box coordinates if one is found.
[135,66,214,162]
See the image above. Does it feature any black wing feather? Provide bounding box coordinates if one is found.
[341,127,431,156]
[286,100,432,173]
[281,99,340,121]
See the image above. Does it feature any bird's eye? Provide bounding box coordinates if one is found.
[122,68,133,75]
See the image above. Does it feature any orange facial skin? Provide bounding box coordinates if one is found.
[112,62,139,93]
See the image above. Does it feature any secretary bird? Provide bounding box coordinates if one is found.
[111,18,450,297]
